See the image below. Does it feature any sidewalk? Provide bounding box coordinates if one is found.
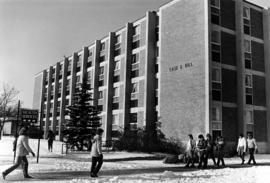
[1,136,270,183]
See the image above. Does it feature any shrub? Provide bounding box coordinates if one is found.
[113,128,185,155]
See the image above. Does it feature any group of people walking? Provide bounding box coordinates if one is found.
[185,133,258,169]
[1,126,259,180]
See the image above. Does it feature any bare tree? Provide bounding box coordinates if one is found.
[0,83,19,140]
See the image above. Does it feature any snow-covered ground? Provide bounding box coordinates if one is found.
[1,136,270,183]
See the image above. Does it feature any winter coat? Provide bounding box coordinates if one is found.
[16,135,34,157]
[91,135,102,157]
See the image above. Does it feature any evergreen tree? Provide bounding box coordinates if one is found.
[63,76,100,151]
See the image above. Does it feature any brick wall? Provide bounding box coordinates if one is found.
[220,0,235,30]
[222,69,237,103]
[253,75,266,106]
[222,107,238,141]
[250,8,264,39]
[159,0,208,140]
[221,32,236,66]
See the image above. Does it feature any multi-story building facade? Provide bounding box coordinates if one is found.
[33,0,270,152]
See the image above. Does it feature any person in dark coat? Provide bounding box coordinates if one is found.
[2,127,35,180]
[196,134,207,169]
[46,130,55,152]
[216,135,225,167]
[205,133,217,167]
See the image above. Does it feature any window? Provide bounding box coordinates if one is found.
[212,106,221,121]
[245,74,253,105]
[210,0,220,25]
[116,34,121,44]
[130,99,138,108]
[212,90,221,101]
[112,103,119,110]
[113,75,120,83]
[100,55,105,63]
[76,75,80,83]
[245,110,253,124]
[130,113,137,123]
[67,60,71,76]
[212,67,221,83]
[245,74,252,87]
[211,0,220,8]
[98,105,103,111]
[244,39,251,53]
[131,82,139,93]
[243,7,250,35]
[99,66,104,75]
[132,25,140,49]
[114,60,120,71]
[112,114,119,126]
[132,53,139,64]
[245,53,252,69]
[133,25,140,36]
[100,42,105,51]
[211,30,220,44]
[243,6,250,20]
[98,91,103,99]
[131,70,139,78]
[113,87,119,97]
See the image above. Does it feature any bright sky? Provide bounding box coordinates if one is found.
[0,0,270,108]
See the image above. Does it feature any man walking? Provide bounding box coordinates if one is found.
[237,134,247,165]
[90,128,104,177]
[247,133,257,165]
[2,127,35,180]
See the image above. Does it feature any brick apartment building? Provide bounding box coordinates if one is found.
[33,0,270,153]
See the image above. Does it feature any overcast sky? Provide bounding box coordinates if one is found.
[1,0,270,108]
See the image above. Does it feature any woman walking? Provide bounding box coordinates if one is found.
[196,134,207,169]
[90,128,104,177]
[237,134,247,165]
[185,134,196,168]
[2,127,35,180]
[205,133,217,167]
[46,130,55,152]
[247,133,257,165]
[216,136,225,167]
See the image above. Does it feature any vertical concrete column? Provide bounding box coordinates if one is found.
[82,47,88,82]
[104,32,115,141]
[52,63,60,133]
[93,40,101,107]
[70,53,78,104]
[59,58,68,141]
[45,66,53,139]
[123,23,133,129]
[263,8,270,152]
[144,11,157,132]
[235,0,245,135]
[39,70,47,138]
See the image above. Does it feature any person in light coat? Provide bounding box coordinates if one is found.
[185,134,196,168]
[90,128,104,177]
[247,133,258,165]
[2,127,35,180]
[237,134,247,165]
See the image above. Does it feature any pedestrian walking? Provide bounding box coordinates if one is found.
[2,127,35,180]
[247,133,257,165]
[205,133,217,167]
[216,135,225,167]
[90,128,104,177]
[185,134,196,168]
[237,134,247,165]
[196,134,207,169]
[46,130,55,152]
